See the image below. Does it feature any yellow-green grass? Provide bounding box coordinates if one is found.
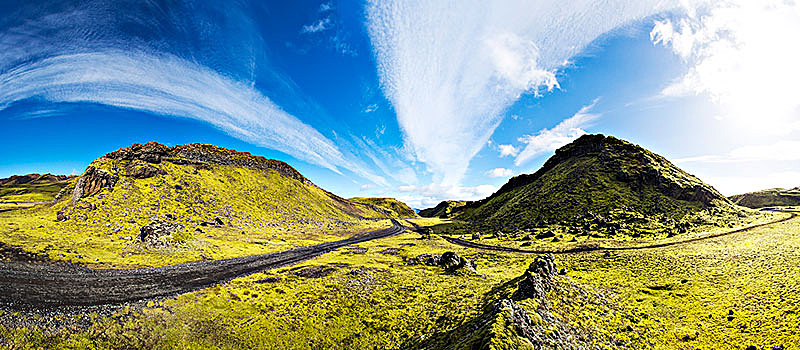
[3,214,799,349]
[434,211,778,252]
[348,197,418,218]
[0,161,391,268]
[0,232,535,349]
[0,182,66,203]
[555,213,800,348]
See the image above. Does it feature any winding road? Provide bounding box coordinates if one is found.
[442,212,797,254]
[0,220,405,309]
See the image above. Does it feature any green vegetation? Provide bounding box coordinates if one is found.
[6,212,796,349]
[1,140,798,349]
[0,174,75,207]
[458,134,752,236]
[419,200,469,218]
[729,187,800,208]
[0,143,391,267]
[349,197,418,217]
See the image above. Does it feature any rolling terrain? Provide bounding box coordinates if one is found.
[455,134,753,238]
[0,138,796,350]
[348,197,418,218]
[419,200,469,218]
[0,142,394,267]
[729,187,800,208]
[0,173,75,211]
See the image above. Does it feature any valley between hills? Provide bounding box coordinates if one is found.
[0,135,798,349]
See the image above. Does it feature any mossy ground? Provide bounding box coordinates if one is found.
[0,161,390,268]
[348,197,418,218]
[3,211,798,349]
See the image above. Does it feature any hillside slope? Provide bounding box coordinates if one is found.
[729,187,800,208]
[0,142,391,267]
[461,134,746,235]
[419,200,468,218]
[349,197,418,217]
[0,173,75,204]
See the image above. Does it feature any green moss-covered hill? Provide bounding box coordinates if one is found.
[729,187,800,208]
[460,134,745,235]
[419,200,469,218]
[61,142,391,227]
[0,173,75,204]
[348,197,418,217]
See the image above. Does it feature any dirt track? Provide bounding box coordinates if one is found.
[0,220,404,309]
[443,212,797,254]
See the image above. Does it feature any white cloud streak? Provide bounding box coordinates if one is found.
[0,51,351,172]
[301,18,331,34]
[397,183,497,208]
[0,1,390,186]
[498,144,519,158]
[366,0,680,186]
[514,99,600,166]
[486,168,513,178]
[675,140,800,164]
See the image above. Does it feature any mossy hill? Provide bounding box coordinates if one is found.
[348,197,418,217]
[729,187,800,208]
[45,142,391,248]
[0,173,75,204]
[460,134,745,235]
[419,200,469,218]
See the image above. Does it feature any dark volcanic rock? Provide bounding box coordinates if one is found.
[293,265,335,278]
[378,248,404,255]
[439,252,477,272]
[536,231,556,239]
[129,165,167,179]
[255,276,282,283]
[104,142,312,185]
[71,166,118,201]
[138,222,184,246]
[407,253,440,266]
[513,254,557,302]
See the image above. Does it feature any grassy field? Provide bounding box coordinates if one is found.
[2,211,797,349]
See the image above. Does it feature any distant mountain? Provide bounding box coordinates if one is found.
[729,187,800,208]
[460,134,743,235]
[419,200,469,218]
[0,173,76,203]
[348,197,418,218]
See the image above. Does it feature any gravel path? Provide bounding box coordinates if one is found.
[0,220,404,309]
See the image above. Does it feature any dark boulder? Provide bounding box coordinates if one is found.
[138,221,184,246]
[535,231,556,239]
[513,254,557,302]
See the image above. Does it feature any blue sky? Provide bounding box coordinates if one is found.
[1,0,799,208]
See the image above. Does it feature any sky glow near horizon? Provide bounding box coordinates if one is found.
[0,0,798,208]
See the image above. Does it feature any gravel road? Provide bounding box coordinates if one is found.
[0,220,404,309]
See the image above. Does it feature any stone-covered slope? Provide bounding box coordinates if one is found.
[461,134,744,235]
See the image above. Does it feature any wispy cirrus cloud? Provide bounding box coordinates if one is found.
[514,99,600,166]
[0,51,347,172]
[366,0,680,186]
[0,0,387,185]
